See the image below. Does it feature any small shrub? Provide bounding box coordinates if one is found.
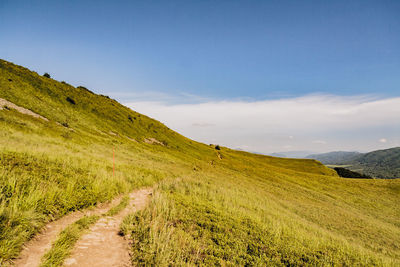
[215,145,221,150]
[61,122,69,127]
[66,97,76,105]
[334,167,372,179]
[43,73,51,78]
[78,86,94,94]
[8,78,12,82]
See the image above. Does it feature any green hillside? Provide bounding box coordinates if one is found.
[306,151,362,164]
[1,59,399,266]
[308,148,400,179]
[353,148,400,179]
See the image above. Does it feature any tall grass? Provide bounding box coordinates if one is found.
[119,145,400,266]
[0,147,163,263]
[0,109,165,263]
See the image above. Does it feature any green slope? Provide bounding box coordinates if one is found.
[352,147,400,179]
[308,148,400,179]
[306,151,362,164]
[1,59,399,266]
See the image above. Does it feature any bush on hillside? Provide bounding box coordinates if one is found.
[334,167,372,179]
[43,73,51,78]
[215,145,221,150]
[66,97,76,105]
[77,86,95,94]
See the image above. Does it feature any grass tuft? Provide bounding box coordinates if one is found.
[105,195,130,217]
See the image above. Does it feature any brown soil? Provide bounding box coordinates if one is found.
[0,98,49,121]
[13,197,122,267]
[144,138,164,145]
[12,187,151,267]
[64,188,152,267]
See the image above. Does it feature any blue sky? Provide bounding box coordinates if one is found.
[1,0,399,153]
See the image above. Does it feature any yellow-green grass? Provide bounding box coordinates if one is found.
[1,59,399,265]
[121,153,399,266]
[0,105,165,262]
[105,195,130,217]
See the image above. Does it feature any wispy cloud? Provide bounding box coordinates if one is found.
[124,94,400,153]
[106,91,212,104]
[192,122,215,127]
[312,140,327,145]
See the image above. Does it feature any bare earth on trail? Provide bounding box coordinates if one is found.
[13,196,123,267]
[0,97,49,121]
[64,188,152,267]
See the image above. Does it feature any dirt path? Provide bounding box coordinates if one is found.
[63,188,152,267]
[13,195,124,267]
[14,197,121,267]
[0,97,49,121]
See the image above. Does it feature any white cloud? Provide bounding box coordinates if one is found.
[124,94,400,153]
[379,138,387,143]
[192,122,215,127]
[312,140,327,144]
[235,145,251,150]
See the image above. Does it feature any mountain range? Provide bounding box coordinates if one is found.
[307,148,400,179]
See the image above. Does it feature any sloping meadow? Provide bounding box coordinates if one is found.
[1,59,399,265]
[121,149,400,266]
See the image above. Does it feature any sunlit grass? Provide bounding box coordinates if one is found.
[105,195,130,217]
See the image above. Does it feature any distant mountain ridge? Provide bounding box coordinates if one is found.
[268,151,314,158]
[306,151,362,164]
[307,147,400,179]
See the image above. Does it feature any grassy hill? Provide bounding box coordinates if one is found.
[1,59,399,266]
[353,147,400,179]
[306,151,362,164]
[308,149,400,179]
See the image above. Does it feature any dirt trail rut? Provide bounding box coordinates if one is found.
[64,188,152,267]
[13,196,123,267]
[0,97,49,121]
